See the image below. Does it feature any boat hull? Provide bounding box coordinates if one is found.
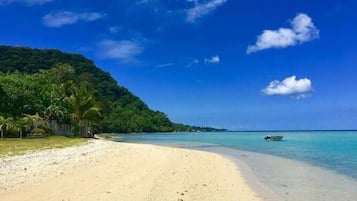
[264,135,283,141]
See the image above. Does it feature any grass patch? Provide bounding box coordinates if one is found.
[0,136,88,157]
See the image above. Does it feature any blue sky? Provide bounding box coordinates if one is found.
[1,0,357,130]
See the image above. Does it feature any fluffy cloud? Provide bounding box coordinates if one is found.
[205,55,220,63]
[247,13,319,54]
[262,75,312,98]
[97,39,143,62]
[186,0,227,22]
[43,11,105,27]
[0,0,52,5]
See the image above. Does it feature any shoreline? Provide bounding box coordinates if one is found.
[195,146,357,201]
[113,139,357,201]
[0,139,262,201]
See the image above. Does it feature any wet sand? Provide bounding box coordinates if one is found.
[198,146,357,201]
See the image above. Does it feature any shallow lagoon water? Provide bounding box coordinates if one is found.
[112,131,357,201]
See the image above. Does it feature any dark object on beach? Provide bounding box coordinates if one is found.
[264,135,283,141]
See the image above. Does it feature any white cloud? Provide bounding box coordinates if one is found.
[205,55,220,63]
[262,75,312,98]
[247,13,319,54]
[156,63,174,68]
[187,55,220,67]
[43,11,105,27]
[186,0,227,22]
[0,0,52,6]
[97,39,143,62]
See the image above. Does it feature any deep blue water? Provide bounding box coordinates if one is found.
[113,131,357,179]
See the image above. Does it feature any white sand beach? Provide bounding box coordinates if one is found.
[0,139,261,201]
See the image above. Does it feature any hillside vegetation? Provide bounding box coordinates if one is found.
[0,46,224,137]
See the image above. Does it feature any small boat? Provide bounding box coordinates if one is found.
[264,135,283,141]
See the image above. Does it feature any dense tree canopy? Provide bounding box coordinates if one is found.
[0,46,225,136]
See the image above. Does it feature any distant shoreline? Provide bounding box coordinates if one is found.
[99,129,357,136]
[226,129,357,132]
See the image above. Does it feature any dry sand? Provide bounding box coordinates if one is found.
[0,139,262,201]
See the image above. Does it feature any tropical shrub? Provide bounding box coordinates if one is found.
[28,128,47,138]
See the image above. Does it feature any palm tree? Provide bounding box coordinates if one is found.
[44,105,70,124]
[24,113,46,129]
[0,117,15,139]
[65,83,101,137]
[17,116,33,139]
[0,116,4,140]
[41,81,74,124]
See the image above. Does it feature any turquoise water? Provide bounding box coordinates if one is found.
[113,131,357,178]
[112,131,357,201]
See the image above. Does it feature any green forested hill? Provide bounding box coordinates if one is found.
[0,45,126,100]
[0,46,224,134]
[0,45,172,133]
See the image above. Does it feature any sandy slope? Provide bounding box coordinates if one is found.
[0,139,261,201]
